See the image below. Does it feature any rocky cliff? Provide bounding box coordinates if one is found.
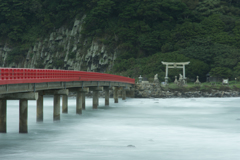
[0,15,117,72]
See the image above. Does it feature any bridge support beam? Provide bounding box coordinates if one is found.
[0,92,38,100]
[0,99,7,133]
[19,100,28,133]
[44,89,69,95]
[62,95,68,113]
[104,87,110,106]
[114,87,119,103]
[37,94,43,122]
[54,95,60,121]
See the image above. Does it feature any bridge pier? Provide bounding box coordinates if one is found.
[76,92,82,114]
[69,88,87,114]
[79,88,87,110]
[122,88,126,100]
[131,87,135,98]
[37,94,43,122]
[0,99,7,133]
[90,87,102,109]
[0,92,38,133]
[43,89,68,121]
[54,95,60,121]
[114,87,119,103]
[62,95,68,113]
[81,92,86,110]
[126,87,135,98]
[93,91,99,109]
[104,87,110,106]
[19,100,28,133]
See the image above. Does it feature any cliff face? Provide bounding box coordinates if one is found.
[0,15,117,72]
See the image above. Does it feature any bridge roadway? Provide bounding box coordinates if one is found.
[0,68,135,133]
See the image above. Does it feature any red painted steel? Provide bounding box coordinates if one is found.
[0,68,135,85]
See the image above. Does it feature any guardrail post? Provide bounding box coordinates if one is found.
[37,94,43,122]
[0,99,7,133]
[62,95,68,113]
[54,95,60,121]
[19,100,28,133]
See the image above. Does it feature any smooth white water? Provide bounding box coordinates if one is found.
[0,97,240,160]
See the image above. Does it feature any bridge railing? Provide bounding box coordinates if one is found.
[0,68,135,85]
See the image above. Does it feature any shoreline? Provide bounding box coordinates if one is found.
[135,83,240,98]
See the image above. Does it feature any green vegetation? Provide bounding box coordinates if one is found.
[68,52,76,59]
[52,59,64,68]
[1,0,240,81]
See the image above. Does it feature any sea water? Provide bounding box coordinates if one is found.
[0,97,240,160]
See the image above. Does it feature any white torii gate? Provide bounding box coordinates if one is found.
[161,61,190,84]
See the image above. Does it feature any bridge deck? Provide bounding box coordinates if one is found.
[0,68,135,85]
[0,68,135,94]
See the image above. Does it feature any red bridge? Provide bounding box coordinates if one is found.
[0,68,135,133]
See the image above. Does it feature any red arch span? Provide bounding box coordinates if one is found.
[0,68,135,85]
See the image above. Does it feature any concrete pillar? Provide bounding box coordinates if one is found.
[62,95,68,113]
[76,92,82,114]
[114,87,118,103]
[19,100,28,133]
[81,92,86,110]
[54,95,60,121]
[93,91,99,109]
[36,94,43,122]
[0,99,7,133]
[122,89,126,100]
[105,88,109,106]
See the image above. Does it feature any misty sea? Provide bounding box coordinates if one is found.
[0,97,240,160]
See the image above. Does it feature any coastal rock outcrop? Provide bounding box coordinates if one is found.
[135,83,240,98]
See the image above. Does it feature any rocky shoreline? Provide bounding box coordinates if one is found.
[135,83,240,98]
[67,83,240,98]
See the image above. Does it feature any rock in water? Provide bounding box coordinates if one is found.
[127,145,135,148]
